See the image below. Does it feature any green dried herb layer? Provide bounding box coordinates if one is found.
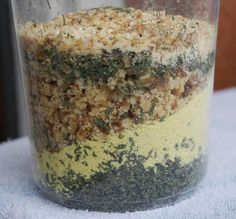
[25,47,214,82]
[40,154,205,212]
[38,136,205,212]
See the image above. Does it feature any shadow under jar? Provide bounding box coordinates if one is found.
[11,0,220,212]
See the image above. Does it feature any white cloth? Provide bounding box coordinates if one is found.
[0,88,236,219]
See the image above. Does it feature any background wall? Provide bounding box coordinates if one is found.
[214,0,236,90]
[0,0,19,142]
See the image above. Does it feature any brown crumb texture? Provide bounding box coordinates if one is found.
[19,7,215,151]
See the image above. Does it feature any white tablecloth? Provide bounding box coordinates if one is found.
[1,88,236,219]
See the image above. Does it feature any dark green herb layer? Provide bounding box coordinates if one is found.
[25,46,214,82]
[40,150,206,212]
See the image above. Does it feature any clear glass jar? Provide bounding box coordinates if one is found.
[11,0,220,212]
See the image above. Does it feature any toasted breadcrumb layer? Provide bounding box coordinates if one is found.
[19,7,215,61]
[19,7,215,151]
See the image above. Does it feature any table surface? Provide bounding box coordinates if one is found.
[0,88,236,219]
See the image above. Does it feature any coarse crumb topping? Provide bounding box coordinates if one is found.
[19,7,215,59]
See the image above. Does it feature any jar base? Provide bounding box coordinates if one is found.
[38,185,197,213]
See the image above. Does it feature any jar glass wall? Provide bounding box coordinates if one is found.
[11,0,219,212]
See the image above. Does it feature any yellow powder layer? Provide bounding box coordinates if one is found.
[35,76,213,180]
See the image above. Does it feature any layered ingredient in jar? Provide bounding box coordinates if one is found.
[19,7,216,211]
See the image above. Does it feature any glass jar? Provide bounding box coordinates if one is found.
[11,0,220,212]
